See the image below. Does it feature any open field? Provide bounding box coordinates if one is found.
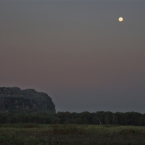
[0,124,145,145]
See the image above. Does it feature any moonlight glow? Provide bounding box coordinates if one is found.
[118,17,123,22]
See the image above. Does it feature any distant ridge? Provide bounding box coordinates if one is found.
[0,87,55,113]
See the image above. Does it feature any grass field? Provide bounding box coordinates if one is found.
[0,124,145,145]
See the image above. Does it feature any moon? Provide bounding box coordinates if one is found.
[118,17,123,22]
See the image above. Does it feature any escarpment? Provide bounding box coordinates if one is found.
[0,87,55,113]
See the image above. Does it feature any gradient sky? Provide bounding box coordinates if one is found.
[0,0,145,113]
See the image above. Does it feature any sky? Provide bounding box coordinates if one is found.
[0,0,145,113]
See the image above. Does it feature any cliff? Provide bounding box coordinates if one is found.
[0,87,55,113]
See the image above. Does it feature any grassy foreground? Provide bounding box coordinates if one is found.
[0,124,145,145]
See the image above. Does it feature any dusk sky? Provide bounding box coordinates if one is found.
[0,0,145,113]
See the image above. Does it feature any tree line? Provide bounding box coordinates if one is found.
[0,111,145,126]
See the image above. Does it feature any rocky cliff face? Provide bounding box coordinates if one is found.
[0,87,55,113]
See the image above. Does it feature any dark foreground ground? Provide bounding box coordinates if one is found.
[0,124,145,145]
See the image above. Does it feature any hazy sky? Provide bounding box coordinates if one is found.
[0,0,145,113]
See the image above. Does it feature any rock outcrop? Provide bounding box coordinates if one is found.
[0,87,55,113]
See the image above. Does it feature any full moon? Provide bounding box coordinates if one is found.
[118,17,123,22]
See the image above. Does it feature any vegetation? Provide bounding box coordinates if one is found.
[1,87,145,144]
[0,111,145,126]
[0,124,145,145]
[0,107,144,144]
